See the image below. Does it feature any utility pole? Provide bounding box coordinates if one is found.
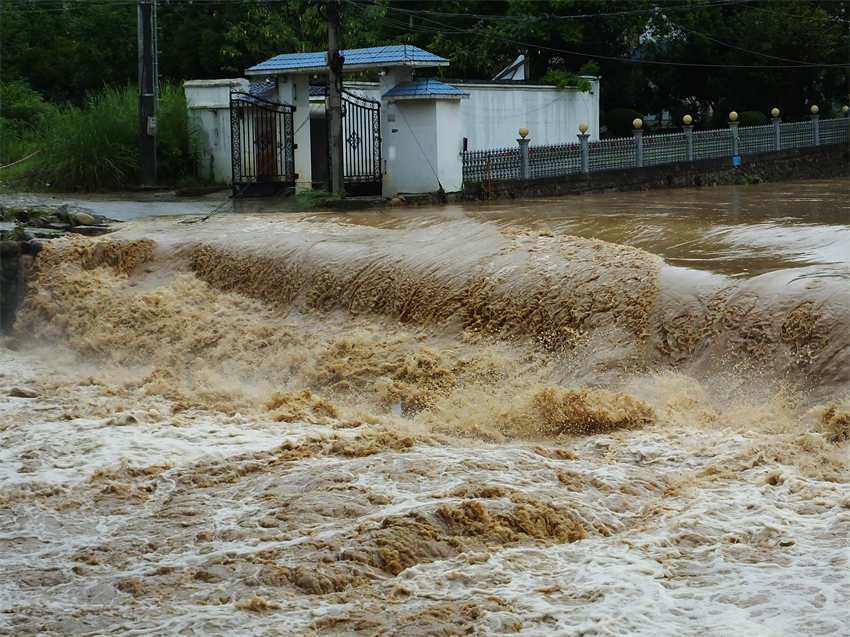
[327,0,344,196]
[138,0,157,186]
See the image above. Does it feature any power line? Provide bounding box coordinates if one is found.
[346,0,849,70]
[367,0,748,22]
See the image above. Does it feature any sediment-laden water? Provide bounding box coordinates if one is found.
[1,180,848,636]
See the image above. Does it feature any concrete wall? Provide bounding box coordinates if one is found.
[435,100,463,193]
[383,100,438,195]
[183,73,602,195]
[184,78,248,184]
[457,79,600,150]
[277,74,312,190]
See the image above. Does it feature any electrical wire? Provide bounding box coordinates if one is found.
[345,0,850,70]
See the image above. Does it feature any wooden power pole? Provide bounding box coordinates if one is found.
[327,0,344,196]
[138,0,157,186]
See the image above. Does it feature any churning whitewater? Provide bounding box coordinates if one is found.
[1,182,848,636]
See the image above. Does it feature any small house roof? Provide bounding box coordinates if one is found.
[382,78,468,101]
[247,45,448,76]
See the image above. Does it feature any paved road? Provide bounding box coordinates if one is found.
[0,189,306,222]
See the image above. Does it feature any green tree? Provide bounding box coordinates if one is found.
[642,0,849,121]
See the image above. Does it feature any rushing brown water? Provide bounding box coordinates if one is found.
[2,180,848,635]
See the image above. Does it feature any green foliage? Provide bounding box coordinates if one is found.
[739,110,769,127]
[543,68,593,92]
[605,108,642,138]
[579,60,601,76]
[1,0,847,144]
[293,189,341,210]
[643,0,848,120]
[0,81,56,130]
[29,86,139,191]
[0,81,57,166]
[4,83,194,191]
[156,84,196,182]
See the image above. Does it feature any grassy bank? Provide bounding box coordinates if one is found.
[0,81,196,191]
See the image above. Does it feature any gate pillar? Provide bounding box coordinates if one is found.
[277,74,312,190]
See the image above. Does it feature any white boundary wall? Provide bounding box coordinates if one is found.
[183,75,601,193]
[183,78,248,184]
[457,79,600,150]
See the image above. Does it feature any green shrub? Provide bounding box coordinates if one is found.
[578,60,600,76]
[157,83,197,181]
[0,81,56,166]
[739,110,769,127]
[30,85,139,190]
[0,81,56,130]
[543,69,593,92]
[7,83,195,190]
[605,108,642,138]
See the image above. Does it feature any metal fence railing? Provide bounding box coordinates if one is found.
[587,136,635,172]
[779,121,813,150]
[692,128,732,160]
[820,118,847,145]
[528,142,582,178]
[738,124,774,155]
[643,131,687,166]
[462,146,521,183]
[462,115,849,186]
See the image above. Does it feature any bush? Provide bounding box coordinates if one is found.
[157,83,197,181]
[0,81,57,165]
[605,108,642,138]
[31,86,139,190]
[6,83,195,191]
[0,81,56,131]
[739,110,769,127]
[543,68,593,92]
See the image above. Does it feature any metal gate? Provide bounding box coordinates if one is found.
[341,90,382,196]
[230,91,295,197]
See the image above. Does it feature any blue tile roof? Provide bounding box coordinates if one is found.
[247,45,448,75]
[383,79,468,99]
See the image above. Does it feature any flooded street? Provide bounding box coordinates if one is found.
[1,179,848,635]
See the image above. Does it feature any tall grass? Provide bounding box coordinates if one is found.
[1,81,195,191]
[34,86,139,190]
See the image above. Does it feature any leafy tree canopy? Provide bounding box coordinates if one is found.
[1,0,847,120]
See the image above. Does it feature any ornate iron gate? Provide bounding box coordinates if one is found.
[340,90,382,195]
[230,91,295,197]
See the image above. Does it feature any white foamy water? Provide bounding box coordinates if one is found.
[2,181,848,635]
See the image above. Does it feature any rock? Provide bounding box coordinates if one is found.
[9,387,39,398]
[22,240,43,256]
[25,227,64,239]
[55,204,71,224]
[73,211,95,225]
[70,225,111,237]
[389,197,404,207]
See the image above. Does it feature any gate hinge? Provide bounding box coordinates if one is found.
[293,144,298,149]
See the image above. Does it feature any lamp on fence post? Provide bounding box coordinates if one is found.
[682,114,694,162]
[632,118,643,168]
[728,111,740,159]
[810,105,820,146]
[842,105,849,118]
[517,127,530,180]
[578,122,590,174]
[771,108,781,151]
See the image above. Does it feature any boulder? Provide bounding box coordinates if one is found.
[72,211,95,225]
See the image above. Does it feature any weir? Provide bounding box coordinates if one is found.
[2,181,849,635]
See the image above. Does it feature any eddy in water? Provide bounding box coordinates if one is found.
[1,180,848,635]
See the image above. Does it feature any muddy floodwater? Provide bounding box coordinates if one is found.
[1,179,848,636]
